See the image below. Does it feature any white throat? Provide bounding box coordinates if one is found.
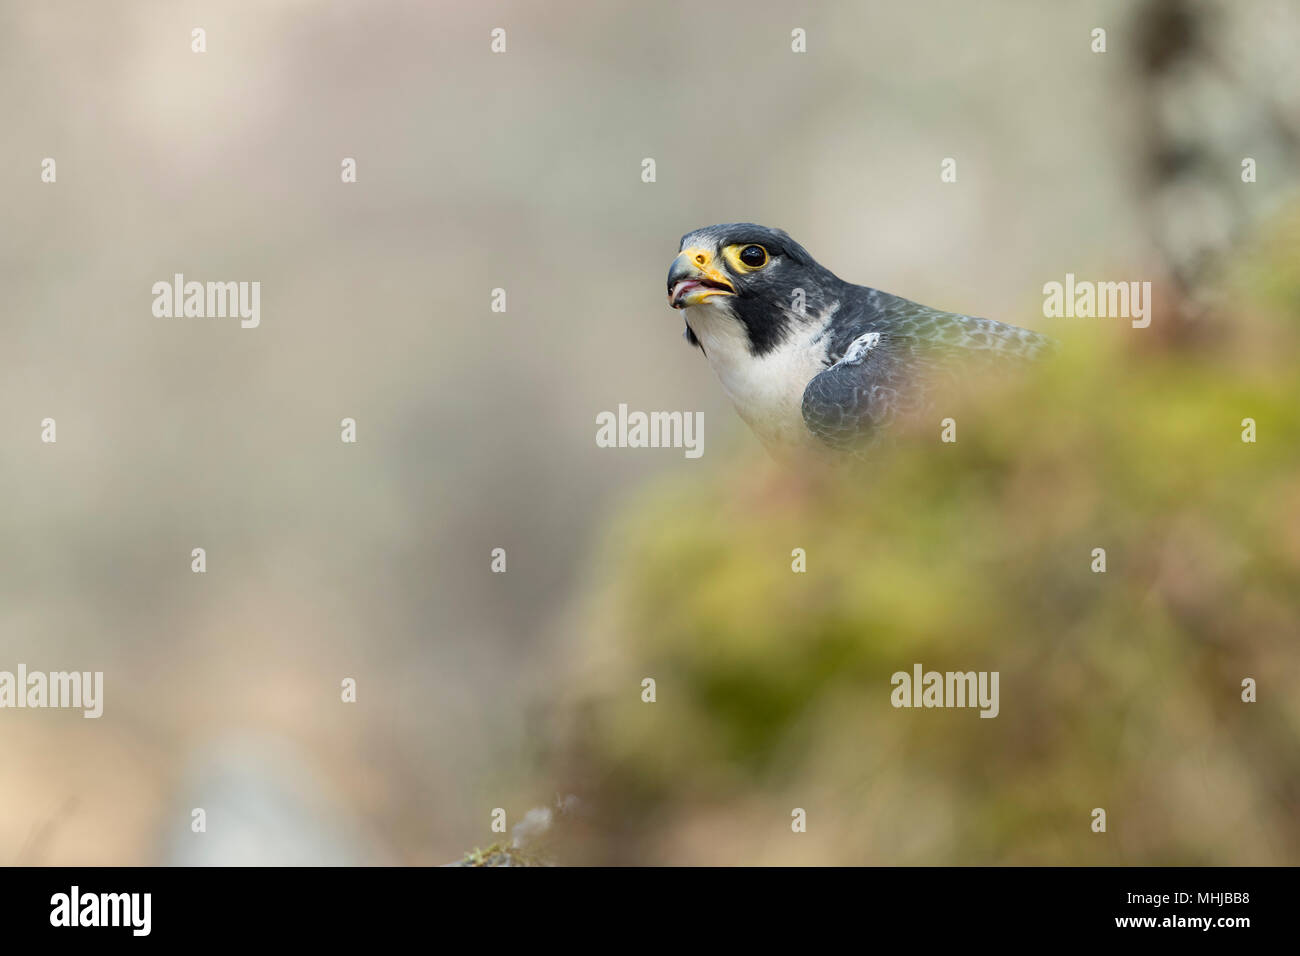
[683,299,834,450]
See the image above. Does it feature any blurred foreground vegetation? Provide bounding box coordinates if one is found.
[546,209,1300,865]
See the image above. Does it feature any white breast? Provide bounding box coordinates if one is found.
[684,300,832,451]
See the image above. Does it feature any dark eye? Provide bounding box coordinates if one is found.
[739,244,768,268]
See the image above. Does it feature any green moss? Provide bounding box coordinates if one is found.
[556,206,1300,865]
[455,843,549,867]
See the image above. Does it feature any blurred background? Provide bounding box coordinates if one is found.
[1,0,1297,865]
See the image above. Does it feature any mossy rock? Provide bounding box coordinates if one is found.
[553,208,1300,865]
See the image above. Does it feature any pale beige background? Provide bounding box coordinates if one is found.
[1,0,1296,863]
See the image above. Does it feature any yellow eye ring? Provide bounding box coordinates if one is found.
[723,243,770,273]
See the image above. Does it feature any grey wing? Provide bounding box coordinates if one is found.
[801,295,1055,452]
[800,332,924,453]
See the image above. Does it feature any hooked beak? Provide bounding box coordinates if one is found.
[667,248,736,309]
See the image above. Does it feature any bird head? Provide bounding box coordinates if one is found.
[667,223,840,354]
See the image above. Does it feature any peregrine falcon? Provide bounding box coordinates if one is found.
[666,223,1053,456]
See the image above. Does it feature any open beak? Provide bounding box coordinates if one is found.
[667,249,736,309]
